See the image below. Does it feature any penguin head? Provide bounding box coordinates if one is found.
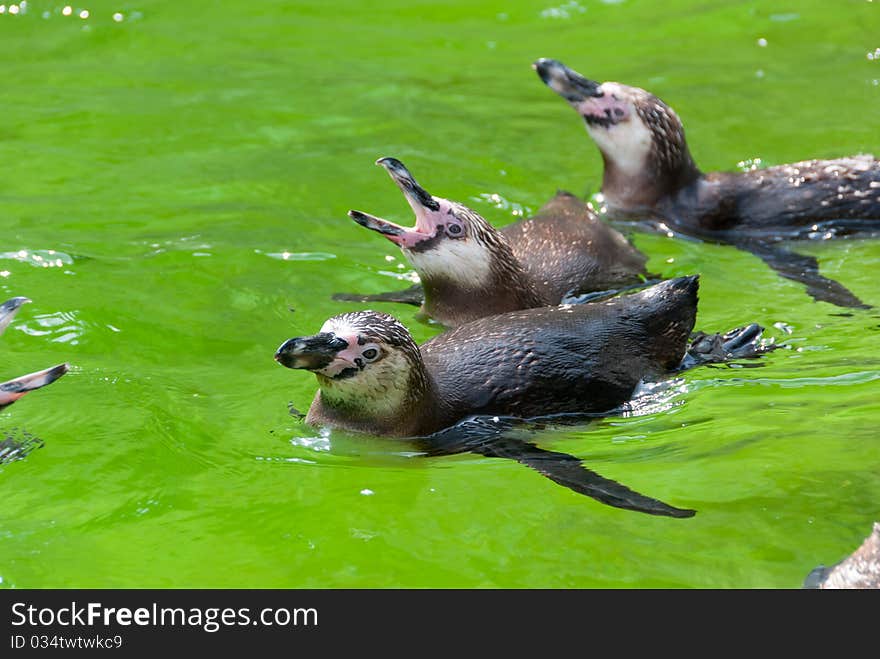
[349,157,511,291]
[275,310,429,420]
[534,58,691,185]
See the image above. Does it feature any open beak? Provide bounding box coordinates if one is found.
[533,58,603,103]
[348,157,443,249]
[0,297,31,335]
[375,157,440,213]
[0,363,70,410]
[348,210,431,249]
[274,333,350,371]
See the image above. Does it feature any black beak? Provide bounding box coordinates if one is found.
[376,157,440,211]
[0,297,31,335]
[533,58,603,102]
[348,210,406,238]
[274,333,349,370]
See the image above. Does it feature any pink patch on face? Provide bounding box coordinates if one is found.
[316,333,363,377]
[576,94,629,124]
[331,333,363,365]
[393,228,434,249]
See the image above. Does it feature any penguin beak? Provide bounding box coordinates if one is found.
[375,157,440,213]
[0,297,31,336]
[0,363,70,410]
[274,333,352,372]
[349,157,445,250]
[533,58,603,103]
[348,210,434,249]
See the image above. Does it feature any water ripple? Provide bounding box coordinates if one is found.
[13,310,85,344]
[696,370,880,390]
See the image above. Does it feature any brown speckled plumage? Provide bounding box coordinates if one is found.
[419,194,649,327]
[502,191,649,300]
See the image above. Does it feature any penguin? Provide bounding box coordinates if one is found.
[337,157,650,326]
[534,58,880,308]
[276,276,772,517]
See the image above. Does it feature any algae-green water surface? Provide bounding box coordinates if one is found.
[1,0,878,588]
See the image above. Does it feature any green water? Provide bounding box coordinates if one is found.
[1,0,878,589]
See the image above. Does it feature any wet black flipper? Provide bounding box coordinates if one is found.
[680,323,777,370]
[332,283,424,307]
[420,418,695,518]
[739,240,870,309]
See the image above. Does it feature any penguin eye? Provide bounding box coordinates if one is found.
[446,223,465,238]
[361,347,380,362]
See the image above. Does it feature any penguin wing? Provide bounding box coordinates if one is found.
[422,422,694,518]
[737,239,870,309]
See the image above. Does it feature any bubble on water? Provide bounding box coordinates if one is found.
[540,1,586,19]
[360,489,374,496]
[62,5,72,16]
[737,157,763,172]
[113,12,124,22]
[757,37,768,47]
[472,192,532,218]
[0,249,74,268]
[289,434,331,452]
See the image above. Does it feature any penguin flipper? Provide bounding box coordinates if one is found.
[739,240,870,309]
[478,437,695,518]
[422,421,695,518]
[332,283,424,307]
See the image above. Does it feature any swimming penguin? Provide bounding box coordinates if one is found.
[338,157,651,327]
[0,297,69,411]
[276,276,771,516]
[534,58,880,308]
